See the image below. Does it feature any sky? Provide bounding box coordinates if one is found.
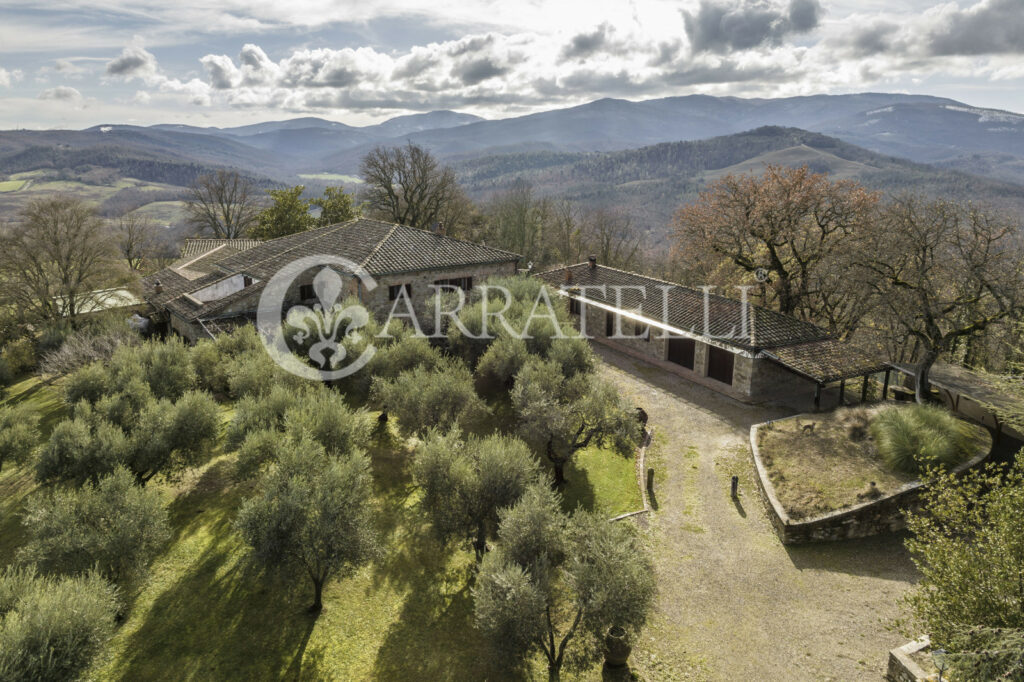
[1,0,1023,129]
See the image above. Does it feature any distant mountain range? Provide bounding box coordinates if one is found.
[2,94,1024,245]
[3,93,1024,183]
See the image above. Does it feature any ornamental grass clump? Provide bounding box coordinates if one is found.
[870,404,974,476]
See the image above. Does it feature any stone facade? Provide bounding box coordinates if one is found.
[569,300,813,403]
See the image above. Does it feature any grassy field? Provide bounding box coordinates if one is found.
[0,180,26,193]
[129,200,187,225]
[298,173,363,185]
[757,406,990,518]
[0,374,640,681]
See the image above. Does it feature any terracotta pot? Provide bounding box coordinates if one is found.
[604,626,631,667]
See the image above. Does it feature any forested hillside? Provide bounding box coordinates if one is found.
[452,127,1024,244]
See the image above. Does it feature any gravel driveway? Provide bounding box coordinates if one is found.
[595,344,919,682]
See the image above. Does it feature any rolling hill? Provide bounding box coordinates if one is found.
[450,127,1024,246]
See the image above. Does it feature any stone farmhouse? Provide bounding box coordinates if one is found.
[537,258,887,405]
[142,218,520,341]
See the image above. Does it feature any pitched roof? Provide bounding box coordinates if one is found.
[211,218,519,280]
[144,219,520,321]
[180,238,262,258]
[536,262,831,352]
[760,340,889,384]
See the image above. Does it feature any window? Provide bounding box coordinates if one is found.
[568,297,581,316]
[667,337,695,369]
[707,346,735,385]
[605,311,615,337]
[242,275,254,288]
[299,283,314,300]
[389,283,412,301]
[433,276,473,291]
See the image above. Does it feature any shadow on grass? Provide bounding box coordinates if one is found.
[369,507,521,681]
[785,531,919,581]
[114,457,322,681]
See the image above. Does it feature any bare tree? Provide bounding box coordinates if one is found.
[0,197,122,325]
[184,170,261,238]
[485,180,550,265]
[360,142,466,230]
[673,165,879,334]
[548,199,584,266]
[857,196,1024,402]
[584,207,641,270]
[116,213,159,271]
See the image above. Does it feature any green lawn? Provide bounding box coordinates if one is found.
[0,380,639,680]
[0,180,26,193]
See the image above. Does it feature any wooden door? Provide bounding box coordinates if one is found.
[667,337,695,369]
[707,346,734,385]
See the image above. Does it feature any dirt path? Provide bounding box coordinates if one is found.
[596,345,918,681]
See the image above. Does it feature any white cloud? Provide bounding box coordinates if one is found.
[105,38,212,106]
[38,85,84,102]
[0,67,23,87]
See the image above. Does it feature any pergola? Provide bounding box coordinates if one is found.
[760,339,892,411]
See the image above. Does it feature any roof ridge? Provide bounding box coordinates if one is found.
[359,223,399,269]
[221,218,359,276]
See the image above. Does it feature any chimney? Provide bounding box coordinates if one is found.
[588,255,597,270]
[564,267,573,284]
[153,280,163,295]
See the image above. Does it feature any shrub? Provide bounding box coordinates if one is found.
[871,404,976,476]
[0,567,118,682]
[0,405,40,473]
[39,324,139,377]
[19,467,169,582]
[0,357,11,388]
[64,362,111,406]
[475,335,529,396]
[1,338,36,375]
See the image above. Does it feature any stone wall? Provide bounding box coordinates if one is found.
[749,416,993,544]
[887,637,930,682]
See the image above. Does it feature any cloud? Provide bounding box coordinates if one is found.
[925,0,1024,56]
[452,57,508,85]
[106,43,159,78]
[0,67,23,87]
[561,23,612,61]
[38,85,83,101]
[683,0,822,54]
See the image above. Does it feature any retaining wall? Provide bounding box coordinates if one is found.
[749,416,993,544]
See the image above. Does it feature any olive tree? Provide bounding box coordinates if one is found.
[0,405,40,473]
[370,358,490,438]
[19,467,169,582]
[413,429,542,560]
[236,439,377,612]
[474,486,656,680]
[512,358,640,486]
[0,567,118,682]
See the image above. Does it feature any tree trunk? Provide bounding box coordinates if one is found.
[915,347,940,404]
[310,576,324,613]
[551,461,566,487]
[473,522,487,562]
[547,661,561,681]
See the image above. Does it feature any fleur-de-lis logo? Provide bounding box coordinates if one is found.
[287,268,369,369]
[257,255,378,381]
